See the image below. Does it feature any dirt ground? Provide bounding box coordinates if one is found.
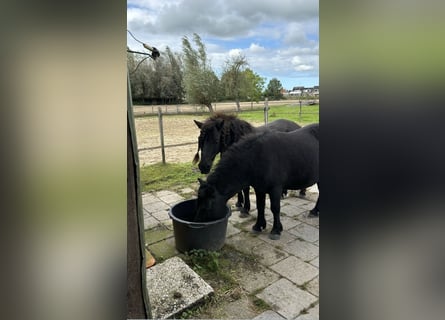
[135,115,264,166]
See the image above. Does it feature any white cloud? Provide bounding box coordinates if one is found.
[229,49,243,58]
[295,65,314,71]
[248,43,266,53]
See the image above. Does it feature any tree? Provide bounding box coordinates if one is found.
[127,46,185,104]
[160,47,184,104]
[242,68,265,107]
[182,33,219,112]
[220,54,248,111]
[264,78,284,100]
[127,51,151,103]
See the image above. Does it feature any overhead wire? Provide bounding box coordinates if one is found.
[127,30,160,74]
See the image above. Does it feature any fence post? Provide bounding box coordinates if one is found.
[158,107,166,164]
[299,98,302,117]
[264,98,269,125]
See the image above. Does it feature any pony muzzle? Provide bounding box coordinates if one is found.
[198,162,211,174]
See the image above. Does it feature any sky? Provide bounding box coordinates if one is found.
[127,0,319,91]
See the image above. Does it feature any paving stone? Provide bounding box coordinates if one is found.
[306,184,319,193]
[283,239,319,261]
[294,303,319,320]
[264,214,300,229]
[142,193,159,205]
[251,242,289,266]
[282,197,313,208]
[145,201,170,213]
[253,310,286,320]
[144,226,173,246]
[226,223,242,237]
[305,277,319,297]
[179,187,195,194]
[159,193,184,205]
[257,230,298,246]
[309,256,319,268]
[143,215,158,230]
[302,192,318,203]
[236,263,280,293]
[149,237,178,262]
[229,211,257,224]
[280,204,309,218]
[296,212,319,227]
[313,240,319,247]
[270,256,318,286]
[256,278,317,319]
[224,232,265,256]
[222,296,258,319]
[160,218,174,230]
[288,223,319,243]
[155,190,177,198]
[151,210,171,221]
[146,256,214,319]
[296,201,317,211]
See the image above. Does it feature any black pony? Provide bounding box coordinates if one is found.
[193,113,301,216]
[195,123,319,240]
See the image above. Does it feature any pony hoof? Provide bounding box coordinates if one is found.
[239,212,250,218]
[268,233,281,240]
[251,225,265,234]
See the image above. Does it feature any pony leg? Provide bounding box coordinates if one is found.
[236,191,244,209]
[269,189,283,240]
[252,191,266,233]
[281,189,288,199]
[239,187,250,218]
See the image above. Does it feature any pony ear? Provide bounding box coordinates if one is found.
[194,120,203,129]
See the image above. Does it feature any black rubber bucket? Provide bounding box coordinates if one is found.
[169,198,231,253]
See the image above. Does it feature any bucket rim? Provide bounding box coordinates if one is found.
[169,198,231,226]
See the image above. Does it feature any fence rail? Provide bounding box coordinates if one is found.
[133,99,319,117]
[138,141,196,152]
[137,100,319,164]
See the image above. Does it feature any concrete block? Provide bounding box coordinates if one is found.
[146,256,214,319]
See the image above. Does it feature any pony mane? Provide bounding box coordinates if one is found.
[200,112,254,152]
[217,113,254,152]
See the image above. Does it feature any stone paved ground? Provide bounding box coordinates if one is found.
[143,186,319,320]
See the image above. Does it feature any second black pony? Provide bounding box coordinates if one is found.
[193,113,301,216]
[195,123,319,240]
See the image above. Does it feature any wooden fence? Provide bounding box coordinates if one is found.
[137,100,319,164]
